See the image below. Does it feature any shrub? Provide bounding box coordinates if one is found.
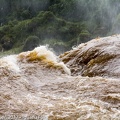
[23,36,40,51]
[1,35,13,50]
[79,30,91,42]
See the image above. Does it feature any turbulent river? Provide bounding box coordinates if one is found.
[0,36,120,120]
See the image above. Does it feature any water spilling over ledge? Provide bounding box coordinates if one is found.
[0,37,120,119]
[60,35,120,79]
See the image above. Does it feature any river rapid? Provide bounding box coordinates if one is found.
[0,40,120,119]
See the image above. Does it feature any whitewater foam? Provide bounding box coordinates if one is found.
[18,45,71,75]
[0,55,20,72]
[34,46,57,62]
[0,41,120,119]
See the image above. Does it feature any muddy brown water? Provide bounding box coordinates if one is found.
[0,46,120,120]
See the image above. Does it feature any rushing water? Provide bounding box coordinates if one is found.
[0,45,120,120]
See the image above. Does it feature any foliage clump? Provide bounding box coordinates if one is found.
[0,0,120,53]
[1,35,13,50]
[23,36,40,51]
[0,11,88,54]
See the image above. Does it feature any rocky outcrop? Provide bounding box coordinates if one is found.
[60,35,120,78]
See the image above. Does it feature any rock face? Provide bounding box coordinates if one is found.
[60,35,120,78]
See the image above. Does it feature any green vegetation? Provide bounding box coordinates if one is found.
[0,11,85,53]
[0,0,120,54]
[23,36,40,51]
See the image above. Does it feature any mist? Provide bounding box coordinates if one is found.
[0,0,50,24]
[54,0,120,36]
[0,0,120,54]
[74,0,120,35]
[0,1,120,118]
